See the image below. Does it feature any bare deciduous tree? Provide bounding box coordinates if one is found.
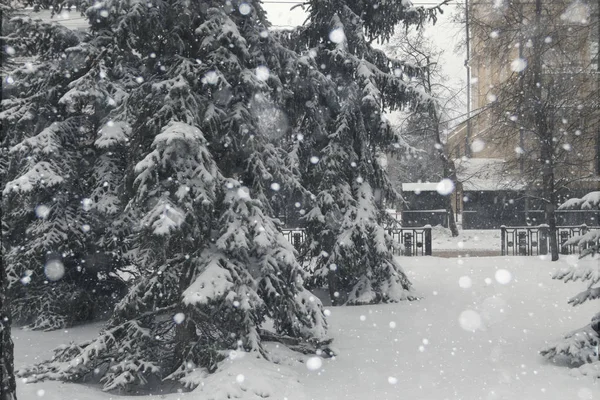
[466,0,599,260]
[388,29,465,236]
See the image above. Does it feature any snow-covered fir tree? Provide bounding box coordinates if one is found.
[277,0,443,304]
[1,12,126,330]
[18,0,326,391]
[541,192,600,378]
[1,224,17,400]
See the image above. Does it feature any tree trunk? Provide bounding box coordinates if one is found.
[1,253,17,400]
[173,261,199,370]
[533,0,558,261]
[445,195,459,237]
[546,199,559,261]
[435,123,459,237]
[328,271,344,306]
[173,318,198,369]
[541,145,559,260]
[423,52,459,238]
[442,162,460,237]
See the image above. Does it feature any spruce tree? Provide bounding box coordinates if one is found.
[18,0,326,391]
[541,192,600,377]
[1,220,17,400]
[279,0,443,304]
[1,12,126,330]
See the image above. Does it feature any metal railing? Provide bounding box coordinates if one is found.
[281,229,306,253]
[282,226,433,257]
[387,226,432,256]
[501,225,600,256]
[464,210,600,230]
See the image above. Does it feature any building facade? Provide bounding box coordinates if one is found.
[446,0,600,228]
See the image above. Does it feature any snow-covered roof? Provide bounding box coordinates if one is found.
[454,158,524,192]
[401,182,440,192]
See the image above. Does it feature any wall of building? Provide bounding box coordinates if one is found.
[446,0,600,198]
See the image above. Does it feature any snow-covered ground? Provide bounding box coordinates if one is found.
[432,226,502,254]
[14,255,600,399]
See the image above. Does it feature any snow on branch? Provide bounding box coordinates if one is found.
[3,161,64,194]
[559,192,600,210]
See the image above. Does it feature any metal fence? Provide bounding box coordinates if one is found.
[501,225,600,256]
[281,229,306,253]
[465,210,600,230]
[387,226,432,256]
[281,226,433,257]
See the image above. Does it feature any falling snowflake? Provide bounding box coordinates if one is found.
[560,1,590,23]
[238,3,251,15]
[203,71,219,85]
[436,179,454,196]
[306,356,323,371]
[459,276,472,289]
[329,28,345,44]
[35,205,50,219]
[459,309,483,332]
[494,269,512,284]
[44,260,65,281]
[173,313,185,324]
[510,58,527,73]
[470,139,485,153]
[82,198,93,211]
[255,65,270,81]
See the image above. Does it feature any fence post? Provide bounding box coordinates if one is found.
[425,227,432,256]
[501,226,506,256]
[404,232,413,256]
[518,231,527,256]
[539,225,548,255]
[560,230,570,255]
[581,224,588,254]
[292,233,302,252]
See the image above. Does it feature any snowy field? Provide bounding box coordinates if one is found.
[14,255,600,400]
[432,226,502,253]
